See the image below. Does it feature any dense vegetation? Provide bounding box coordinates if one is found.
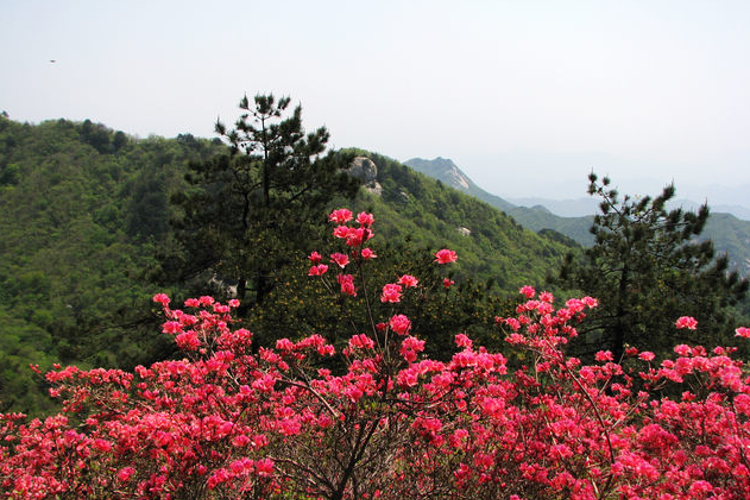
[3,214,750,499]
[0,115,572,414]
[556,173,748,361]
[0,116,224,413]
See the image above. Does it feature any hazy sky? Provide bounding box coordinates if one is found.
[2,0,749,202]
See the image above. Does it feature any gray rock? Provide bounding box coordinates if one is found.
[350,156,382,196]
[349,157,378,185]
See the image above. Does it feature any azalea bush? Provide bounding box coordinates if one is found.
[2,209,750,499]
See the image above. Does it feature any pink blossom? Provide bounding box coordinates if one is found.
[398,274,419,288]
[349,334,375,350]
[228,299,240,308]
[581,296,599,308]
[400,335,425,362]
[356,211,374,227]
[519,285,535,298]
[254,458,274,476]
[345,227,373,247]
[184,297,200,308]
[308,251,322,264]
[330,252,349,269]
[338,274,357,296]
[675,316,698,330]
[328,208,353,223]
[639,351,656,362]
[595,350,613,362]
[175,331,201,350]
[152,293,170,306]
[333,225,350,239]
[674,344,692,356]
[735,326,750,338]
[539,291,554,303]
[381,283,402,303]
[443,278,455,288]
[435,248,458,264]
[308,264,329,276]
[360,247,377,259]
[117,467,136,482]
[162,321,182,335]
[455,333,473,349]
[389,314,411,335]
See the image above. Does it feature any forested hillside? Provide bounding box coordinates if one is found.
[407,157,750,276]
[0,117,224,412]
[0,117,574,414]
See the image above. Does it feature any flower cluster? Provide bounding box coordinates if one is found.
[2,208,750,500]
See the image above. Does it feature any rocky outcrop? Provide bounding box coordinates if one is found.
[350,157,382,196]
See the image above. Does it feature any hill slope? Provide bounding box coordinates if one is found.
[0,116,223,412]
[406,157,750,276]
[354,153,572,288]
[0,118,575,413]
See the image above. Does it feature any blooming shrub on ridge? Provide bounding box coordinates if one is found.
[1,209,750,499]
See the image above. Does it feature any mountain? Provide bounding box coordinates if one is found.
[406,157,750,277]
[404,157,516,213]
[0,118,575,414]
[350,152,573,287]
[405,157,594,245]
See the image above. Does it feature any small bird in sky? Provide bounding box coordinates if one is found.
[50,59,56,63]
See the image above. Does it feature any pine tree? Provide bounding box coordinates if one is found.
[168,94,360,309]
[557,173,748,360]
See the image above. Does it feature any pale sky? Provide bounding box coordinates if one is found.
[2,0,749,204]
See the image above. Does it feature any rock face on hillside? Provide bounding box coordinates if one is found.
[350,157,382,195]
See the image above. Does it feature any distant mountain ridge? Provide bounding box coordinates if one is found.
[405,157,750,277]
[506,196,750,221]
[404,157,516,213]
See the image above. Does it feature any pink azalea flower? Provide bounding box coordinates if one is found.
[308,264,328,276]
[639,351,655,362]
[349,334,375,349]
[330,252,349,269]
[346,227,373,247]
[381,283,402,303]
[117,467,136,482]
[398,274,419,288]
[338,274,357,296]
[519,285,535,299]
[675,316,698,330]
[328,208,353,223]
[308,251,322,264]
[152,293,170,306]
[435,249,458,264]
[356,211,374,227]
[184,297,200,308]
[455,333,473,349]
[389,314,411,335]
[333,225,350,239]
[539,291,554,303]
[361,247,377,259]
[595,350,613,362]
